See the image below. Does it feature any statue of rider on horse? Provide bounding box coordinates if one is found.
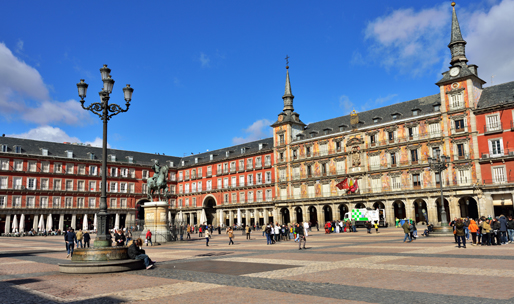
[146,160,169,201]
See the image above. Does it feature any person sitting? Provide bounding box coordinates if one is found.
[128,238,154,269]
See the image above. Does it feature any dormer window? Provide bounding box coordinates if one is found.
[41,148,48,156]
[339,124,348,132]
[195,157,198,164]
[374,119,379,123]
[323,128,331,135]
[181,160,185,166]
[433,104,440,112]
[110,155,116,162]
[241,148,245,154]
[14,145,21,153]
[226,151,229,157]
[392,114,399,120]
[1,145,7,153]
[210,154,213,161]
[127,156,133,164]
[66,151,73,158]
[88,153,95,160]
[412,109,420,116]
[259,143,263,150]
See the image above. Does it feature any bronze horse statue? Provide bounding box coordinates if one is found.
[146,164,169,201]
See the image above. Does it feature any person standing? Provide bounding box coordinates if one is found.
[125,229,133,246]
[499,214,508,245]
[480,217,491,246]
[464,217,470,240]
[455,218,466,248]
[245,225,251,240]
[186,224,191,240]
[145,229,153,246]
[507,216,514,244]
[227,227,234,245]
[366,221,372,234]
[265,224,272,245]
[296,223,306,250]
[303,221,309,237]
[76,229,83,248]
[205,229,211,246]
[83,230,91,248]
[115,229,126,246]
[468,219,479,246]
[402,220,412,243]
[351,218,356,232]
[374,221,379,233]
[65,228,77,258]
[450,217,458,243]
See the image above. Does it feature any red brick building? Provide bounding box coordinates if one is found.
[0,137,179,234]
[175,138,275,226]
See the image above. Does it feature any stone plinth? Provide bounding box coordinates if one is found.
[59,259,145,274]
[143,201,169,243]
[430,226,454,237]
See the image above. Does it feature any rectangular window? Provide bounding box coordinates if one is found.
[110,167,118,177]
[40,197,48,208]
[120,168,128,177]
[266,189,272,201]
[207,180,212,190]
[388,131,394,142]
[0,177,8,189]
[65,197,73,208]
[26,197,35,208]
[185,170,190,179]
[53,179,61,191]
[247,158,253,169]
[490,139,503,156]
[248,174,254,185]
[89,181,96,192]
[412,174,421,188]
[78,165,85,175]
[257,190,263,202]
[0,196,6,208]
[191,182,196,192]
[66,180,73,191]
[266,172,272,183]
[110,182,117,193]
[77,181,85,191]
[121,198,127,208]
[89,198,96,208]
[392,176,401,190]
[142,170,149,179]
[369,155,380,170]
[1,145,7,153]
[458,169,470,185]
[13,177,22,189]
[77,198,84,208]
[230,161,236,172]
[240,192,245,203]
[256,173,262,184]
[432,147,441,159]
[53,197,61,208]
[1,159,9,170]
[390,153,396,166]
[198,181,202,192]
[110,155,116,162]
[449,93,464,109]
[429,123,441,138]
[454,119,465,132]
[198,168,202,178]
[492,166,506,184]
[256,157,262,167]
[89,165,97,176]
[178,171,183,181]
[248,191,254,203]
[66,151,73,158]
[54,163,62,173]
[28,161,37,172]
[120,182,127,193]
[223,178,228,188]
[239,175,245,187]
[231,177,236,187]
[129,183,135,193]
[110,198,117,208]
[265,155,271,166]
[411,149,418,163]
[15,160,23,171]
[231,193,237,203]
[370,134,376,145]
[185,184,189,193]
[66,164,74,174]
[13,196,21,207]
[457,143,465,159]
[486,114,501,132]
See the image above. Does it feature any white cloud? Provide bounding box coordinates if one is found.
[364,4,449,76]
[339,95,353,113]
[7,125,107,147]
[0,42,91,125]
[199,52,210,68]
[375,94,398,104]
[15,39,23,53]
[362,0,514,84]
[232,119,272,144]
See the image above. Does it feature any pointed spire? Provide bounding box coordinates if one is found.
[282,65,294,113]
[448,2,468,66]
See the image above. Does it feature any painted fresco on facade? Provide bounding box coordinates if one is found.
[419,121,428,139]
[401,170,409,187]
[398,125,406,142]
[300,163,306,179]
[299,144,305,158]
[329,158,337,175]
[472,79,483,108]
[313,141,319,157]
[452,166,458,185]
[328,139,335,155]
[315,182,322,197]
[330,180,338,195]
[471,162,477,182]
[382,173,390,191]
[420,143,429,162]
[301,183,307,198]
[314,162,320,177]
[400,146,408,164]
[380,151,388,167]
[378,129,386,143]
[423,168,432,188]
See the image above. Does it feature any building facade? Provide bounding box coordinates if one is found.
[174,138,275,227]
[0,137,179,234]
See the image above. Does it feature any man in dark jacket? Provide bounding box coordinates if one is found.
[402,221,412,243]
[499,215,508,245]
[64,228,77,258]
[296,223,306,250]
[128,238,153,269]
[507,216,514,244]
[83,231,91,248]
[491,218,501,245]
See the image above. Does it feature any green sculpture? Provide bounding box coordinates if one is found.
[146,160,169,201]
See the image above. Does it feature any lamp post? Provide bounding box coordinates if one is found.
[428,155,450,229]
[76,65,133,247]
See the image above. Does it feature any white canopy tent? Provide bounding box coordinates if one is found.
[12,215,18,233]
[200,209,207,225]
[237,209,242,226]
[93,213,98,232]
[83,214,88,231]
[47,214,53,231]
[38,214,45,231]
[19,214,25,233]
[114,213,120,231]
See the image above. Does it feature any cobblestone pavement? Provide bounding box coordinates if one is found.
[1,228,514,303]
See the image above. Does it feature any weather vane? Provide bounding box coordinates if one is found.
[285,55,289,69]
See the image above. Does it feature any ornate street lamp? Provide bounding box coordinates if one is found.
[76,65,133,247]
[428,155,451,233]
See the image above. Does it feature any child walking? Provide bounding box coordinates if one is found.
[374,221,379,233]
[205,229,211,246]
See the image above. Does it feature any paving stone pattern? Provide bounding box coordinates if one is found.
[1,228,514,303]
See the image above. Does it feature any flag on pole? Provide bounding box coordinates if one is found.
[349,180,359,193]
[336,178,348,190]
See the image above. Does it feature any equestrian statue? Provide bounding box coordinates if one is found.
[146,160,169,201]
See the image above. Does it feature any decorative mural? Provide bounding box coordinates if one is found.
[301,183,307,198]
[313,141,319,157]
[329,158,337,175]
[423,168,432,188]
[420,143,429,162]
[471,162,477,183]
[398,125,405,142]
[300,163,306,179]
[419,121,428,138]
[400,146,408,164]
[401,170,410,187]
[452,167,458,185]
[382,173,390,191]
[314,162,321,177]
[315,183,322,197]
[378,129,386,143]
[299,144,305,158]
[330,180,338,195]
[328,139,335,154]
[380,150,388,167]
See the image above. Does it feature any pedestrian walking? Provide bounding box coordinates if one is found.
[76,229,83,248]
[468,219,479,245]
[455,218,466,248]
[83,230,90,248]
[205,229,211,246]
[402,221,412,243]
[186,224,191,239]
[499,214,508,245]
[145,229,153,246]
[227,227,234,245]
[65,228,77,258]
[296,223,306,250]
[245,225,251,240]
[507,216,514,244]
[374,221,379,233]
[366,221,372,234]
[265,224,272,245]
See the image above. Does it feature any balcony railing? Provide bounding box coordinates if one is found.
[485,122,502,133]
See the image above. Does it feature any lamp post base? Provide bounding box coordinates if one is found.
[430,226,454,237]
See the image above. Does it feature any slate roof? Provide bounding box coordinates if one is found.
[476,81,514,109]
[0,136,180,167]
[299,94,441,140]
[178,137,274,168]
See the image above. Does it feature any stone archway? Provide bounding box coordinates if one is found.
[323,205,333,222]
[136,199,150,221]
[338,204,349,220]
[413,199,428,224]
[458,197,479,219]
[355,202,366,209]
[308,205,318,226]
[280,207,290,225]
[295,207,303,223]
[393,200,406,220]
[202,195,217,225]
[436,197,451,223]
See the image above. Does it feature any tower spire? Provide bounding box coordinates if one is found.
[449,2,468,66]
[282,57,294,113]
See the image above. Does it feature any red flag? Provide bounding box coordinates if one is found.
[349,180,359,193]
[336,178,348,190]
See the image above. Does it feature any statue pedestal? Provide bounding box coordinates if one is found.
[143,201,169,243]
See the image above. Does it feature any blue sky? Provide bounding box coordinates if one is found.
[1,0,513,157]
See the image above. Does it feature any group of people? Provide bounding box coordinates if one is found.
[323,220,358,233]
[63,228,91,258]
[450,215,514,248]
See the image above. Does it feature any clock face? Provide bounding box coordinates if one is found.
[449,67,460,77]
